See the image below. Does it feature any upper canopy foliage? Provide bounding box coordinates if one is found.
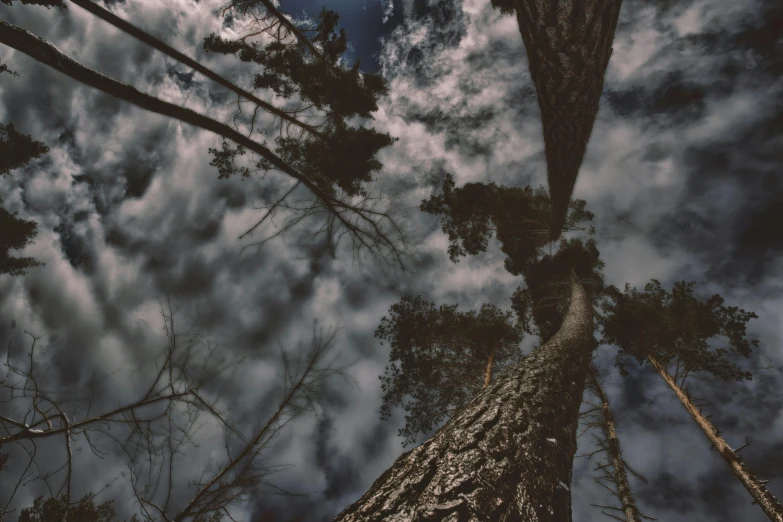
[205,7,386,120]
[599,280,759,381]
[0,122,49,178]
[421,173,594,275]
[204,7,395,197]
[376,297,524,446]
[0,122,47,276]
[422,173,603,340]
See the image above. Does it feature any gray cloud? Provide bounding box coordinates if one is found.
[1,0,781,520]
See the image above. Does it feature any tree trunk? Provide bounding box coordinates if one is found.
[334,272,593,521]
[512,0,624,238]
[587,366,642,522]
[482,349,495,390]
[648,355,783,522]
[67,0,326,140]
[0,22,308,184]
[0,21,369,232]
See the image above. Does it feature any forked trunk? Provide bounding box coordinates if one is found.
[649,355,783,522]
[334,272,593,521]
[482,349,495,390]
[587,367,642,522]
[512,0,624,238]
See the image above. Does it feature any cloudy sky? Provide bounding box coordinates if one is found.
[1,0,782,520]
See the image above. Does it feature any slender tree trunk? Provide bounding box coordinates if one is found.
[648,355,783,522]
[334,272,593,521]
[512,0,623,238]
[482,349,495,390]
[587,366,642,522]
[66,0,326,140]
[0,22,361,222]
[0,22,306,183]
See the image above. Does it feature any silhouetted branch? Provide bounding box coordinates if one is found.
[0,301,354,520]
[0,21,413,272]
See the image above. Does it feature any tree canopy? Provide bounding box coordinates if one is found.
[375,297,524,446]
[203,7,395,197]
[421,173,595,274]
[422,174,603,341]
[599,279,759,381]
[0,122,47,276]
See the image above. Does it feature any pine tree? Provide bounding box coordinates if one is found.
[490,0,625,239]
[0,122,48,276]
[335,179,603,520]
[375,298,525,447]
[599,280,783,522]
[583,365,650,522]
[0,2,405,266]
[335,271,593,521]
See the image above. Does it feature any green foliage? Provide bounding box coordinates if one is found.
[205,8,385,119]
[0,122,49,178]
[273,120,396,196]
[0,122,47,276]
[18,494,119,522]
[202,8,395,196]
[208,140,251,179]
[422,173,603,340]
[511,238,605,342]
[0,206,42,276]
[420,173,594,275]
[376,297,524,446]
[599,280,759,380]
[489,0,516,15]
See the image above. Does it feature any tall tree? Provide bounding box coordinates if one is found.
[599,280,783,522]
[58,0,393,198]
[375,298,525,447]
[490,0,624,239]
[335,271,593,521]
[335,179,603,520]
[583,365,650,522]
[0,121,48,276]
[0,2,406,268]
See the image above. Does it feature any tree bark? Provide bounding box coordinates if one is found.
[648,355,783,522]
[512,0,623,238]
[482,349,495,390]
[66,0,326,140]
[334,272,593,521]
[587,366,642,522]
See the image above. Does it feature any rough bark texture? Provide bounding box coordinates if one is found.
[334,274,593,521]
[649,356,783,522]
[587,367,641,522]
[512,0,623,238]
[482,350,495,390]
